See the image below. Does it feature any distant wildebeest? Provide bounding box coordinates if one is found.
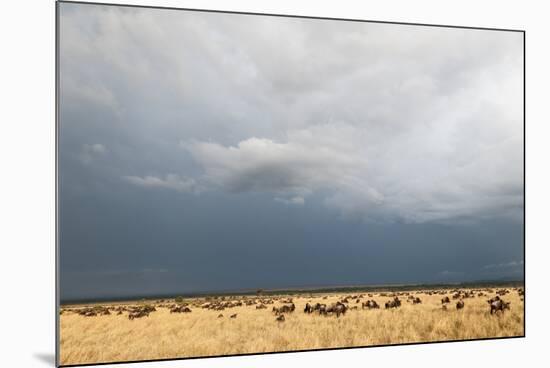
[217,314,223,318]
[326,302,348,317]
[230,313,237,319]
[385,297,401,309]
[273,303,295,315]
[312,303,327,315]
[412,297,422,304]
[518,288,524,296]
[276,315,285,322]
[304,303,314,314]
[362,300,379,309]
[170,305,191,313]
[456,300,465,310]
[488,299,511,314]
[441,296,450,304]
[128,310,149,320]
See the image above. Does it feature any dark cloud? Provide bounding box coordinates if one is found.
[58,3,523,301]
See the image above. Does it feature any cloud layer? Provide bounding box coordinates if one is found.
[58,4,524,299]
[59,5,523,224]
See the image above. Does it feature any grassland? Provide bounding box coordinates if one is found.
[59,286,524,366]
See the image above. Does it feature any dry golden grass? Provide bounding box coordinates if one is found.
[60,288,524,365]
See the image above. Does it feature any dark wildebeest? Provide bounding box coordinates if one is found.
[304,303,314,314]
[326,302,348,317]
[441,296,450,304]
[217,314,224,318]
[362,300,379,309]
[276,315,285,322]
[313,303,327,315]
[230,313,237,319]
[170,306,191,313]
[412,297,422,304]
[128,311,149,320]
[489,299,511,314]
[273,303,295,315]
[385,297,401,309]
[456,300,465,310]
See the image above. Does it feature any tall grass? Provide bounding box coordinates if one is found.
[60,289,524,365]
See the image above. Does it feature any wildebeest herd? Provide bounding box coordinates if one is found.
[59,286,524,366]
[60,287,523,322]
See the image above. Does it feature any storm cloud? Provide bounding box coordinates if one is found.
[58,3,523,301]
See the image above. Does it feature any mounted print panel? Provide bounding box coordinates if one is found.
[57,1,524,366]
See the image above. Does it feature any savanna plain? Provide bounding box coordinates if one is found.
[59,286,524,365]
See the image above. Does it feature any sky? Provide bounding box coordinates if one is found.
[58,3,524,301]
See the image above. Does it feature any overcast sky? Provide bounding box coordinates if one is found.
[58,3,524,301]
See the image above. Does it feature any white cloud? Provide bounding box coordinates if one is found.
[185,116,522,223]
[482,260,524,270]
[123,174,197,193]
[79,143,107,164]
[275,196,305,206]
[60,5,523,224]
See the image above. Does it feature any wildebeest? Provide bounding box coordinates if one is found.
[304,303,314,314]
[230,313,237,319]
[217,314,223,318]
[273,303,295,315]
[312,303,327,315]
[441,296,450,304]
[276,315,285,322]
[488,299,511,314]
[456,300,465,310]
[326,302,348,317]
[170,306,191,313]
[128,310,149,320]
[442,305,448,311]
[412,297,422,304]
[385,297,401,309]
[362,300,379,309]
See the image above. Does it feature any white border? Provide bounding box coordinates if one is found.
[1,1,548,367]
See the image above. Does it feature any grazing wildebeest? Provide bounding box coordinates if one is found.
[230,313,237,319]
[276,315,285,322]
[456,300,465,310]
[489,299,511,314]
[326,302,348,317]
[304,303,314,314]
[412,297,422,304]
[273,303,295,315]
[170,306,191,313]
[441,296,450,304]
[362,300,379,309]
[385,297,401,309]
[128,310,149,320]
[217,314,223,318]
[311,303,327,315]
